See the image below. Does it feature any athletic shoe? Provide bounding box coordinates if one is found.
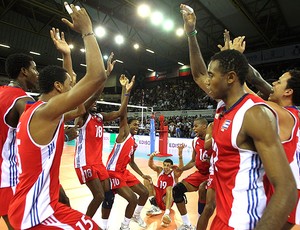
[146,205,162,216]
[161,214,171,227]
[120,223,130,230]
[177,224,195,230]
[131,215,147,228]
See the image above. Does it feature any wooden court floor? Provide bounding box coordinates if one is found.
[1,144,299,230]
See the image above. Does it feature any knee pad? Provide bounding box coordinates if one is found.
[172,182,187,203]
[103,190,115,209]
[149,197,158,206]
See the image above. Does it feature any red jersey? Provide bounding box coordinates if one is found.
[283,107,300,190]
[8,101,65,229]
[212,94,274,229]
[75,113,104,167]
[192,136,213,175]
[106,134,135,173]
[0,86,31,188]
[156,169,175,190]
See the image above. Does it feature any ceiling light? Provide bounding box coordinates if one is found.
[80,63,87,67]
[150,11,164,26]
[29,51,40,56]
[115,35,124,45]
[178,62,184,65]
[80,48,85,53]
[147,68,154,72]
[0,44,10,48]
[176,28,184,37]
[57,58,63,61]
[95,26,106,38]
[163,19,174,31]
[137,4,151,18]
[133,43,140,49]
[146,49,154,54]
[68,44,74,49]
[115,59,123,63]
[103,55,108,60]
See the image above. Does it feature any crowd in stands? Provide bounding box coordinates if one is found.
[128,78,215,111]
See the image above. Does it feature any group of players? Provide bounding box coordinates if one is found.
[0,2,299,230]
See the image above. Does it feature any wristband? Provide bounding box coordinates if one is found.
[64,134,69,142]
[124,93,130,96]
[82,32,94,38]
[186,30,197,37]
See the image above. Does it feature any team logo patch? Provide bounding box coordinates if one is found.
[221,120,231,131]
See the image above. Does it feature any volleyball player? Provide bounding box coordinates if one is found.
[8,4,106,229]
[180,4,296,229]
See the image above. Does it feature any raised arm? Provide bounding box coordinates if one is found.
[247,65,272,99]
[50,27,76,86]
[148,152,162,173]
[179,141,196,172]
[180,4,211,96]
[41,5,107,120]
[177,143,185,169]
[174,143,185,179]
[102,73,128,122]
[115,75,135,143]
[82,52,116,112]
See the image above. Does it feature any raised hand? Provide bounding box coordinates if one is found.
[231,36,246,53]
[61,2,93,35]
[177,142,185,156]
[180,4,196,33]
[125,76,135,93]
[106,52,116,77]
[119,74,129,87]
[150,151,160,158]
[50,28,71,55]
[217,29,232,51]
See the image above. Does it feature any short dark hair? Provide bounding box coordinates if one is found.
[39,65,68,94]
[128,117,139,125]
[211,50,249,85]
[287,69,300,105]
[5,53,33,79]
[194,117,208,126]
[163,159,173,165]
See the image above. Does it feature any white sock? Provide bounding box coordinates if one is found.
[164,209,170,215]
[134,205,144,216]
[100,219,108,229]
[122,217,131,226]
[181,214,190,225]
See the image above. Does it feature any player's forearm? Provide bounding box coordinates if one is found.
[84,34,107,83]
[188,36,210,95]
[129,162,144,177]
[181,161,195,171]
[178,155,184,169]
[62,52,76,86]
[189,36,207,78]
[247,65,272,98]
